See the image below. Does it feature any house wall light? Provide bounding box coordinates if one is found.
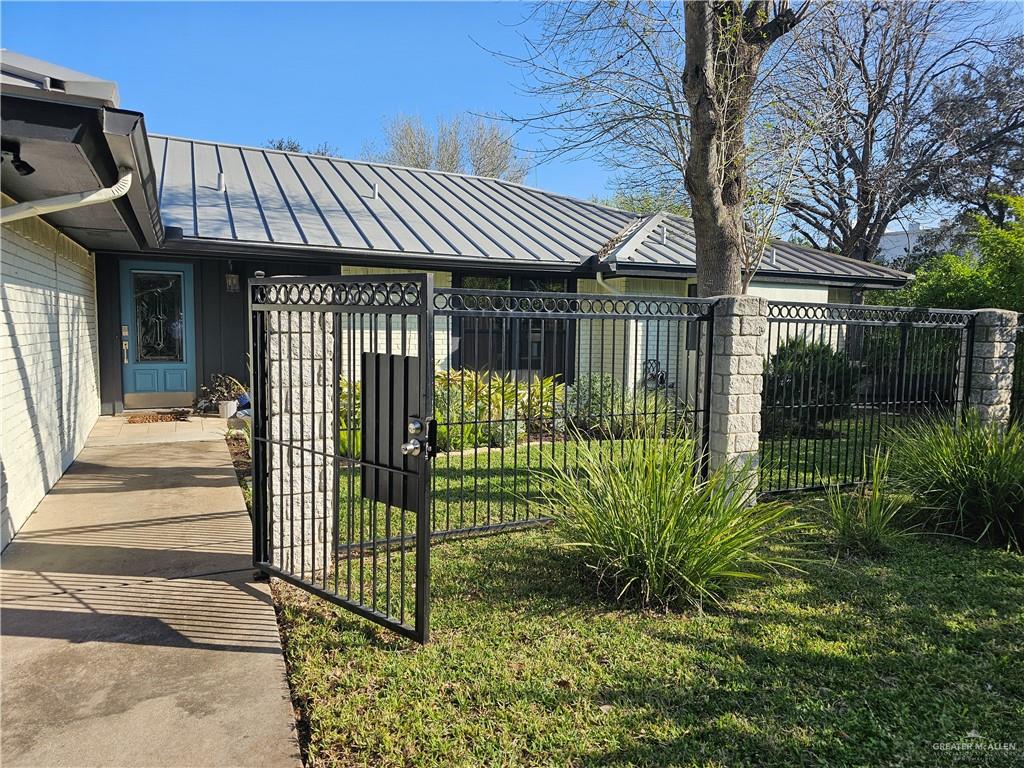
[225,262,240,293]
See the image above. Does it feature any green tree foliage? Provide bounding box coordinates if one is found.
[879,196,1024,313]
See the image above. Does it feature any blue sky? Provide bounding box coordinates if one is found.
[1,1,613,199]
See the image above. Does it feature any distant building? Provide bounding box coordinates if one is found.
[877,222,959,266]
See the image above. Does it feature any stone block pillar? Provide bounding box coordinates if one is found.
[266,311,336,578]
[969,309,1018,426]
[707,296,769,476]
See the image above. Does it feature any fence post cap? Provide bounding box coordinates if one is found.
[708,294,767,316]
[974,308,1018,326]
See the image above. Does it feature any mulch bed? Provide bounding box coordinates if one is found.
[226,435,252,479]
[125,410,191,424]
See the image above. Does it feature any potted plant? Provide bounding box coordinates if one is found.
[196,374,246,418]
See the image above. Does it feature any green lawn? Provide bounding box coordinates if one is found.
[760,411,917,492]
[273,519,1024,767]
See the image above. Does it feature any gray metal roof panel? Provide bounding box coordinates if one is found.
[621,213,908,284]
[1,49,119,107]
[149,134,908,284]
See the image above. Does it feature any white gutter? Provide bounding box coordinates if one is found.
[0,167,133,225]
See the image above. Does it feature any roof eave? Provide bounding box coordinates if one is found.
[610,262,908,290]
[102,108,164,248]
[0,93,163,251]
[140,235,591,275]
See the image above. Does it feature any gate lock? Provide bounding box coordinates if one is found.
[401,417,436,458]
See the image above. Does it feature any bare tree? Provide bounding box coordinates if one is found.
[264,137,340,157]
[507,1,808,295]
[927,36,1024,226]
[782,1,1020,263]
[363,114,529,182]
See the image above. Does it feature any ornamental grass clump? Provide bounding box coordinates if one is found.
[888,416,1024,551]
[538,434,802,610]
[823,449,914,556]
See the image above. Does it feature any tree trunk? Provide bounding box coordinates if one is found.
[684,3,768,298]
[687,166,746,297]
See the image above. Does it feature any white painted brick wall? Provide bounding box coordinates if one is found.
[1,216,99,549]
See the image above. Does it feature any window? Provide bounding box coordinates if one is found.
[453,274,575,379]
[133,271,184,362]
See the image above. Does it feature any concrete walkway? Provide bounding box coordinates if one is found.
[85,414,230,447]
[0,432,302,767]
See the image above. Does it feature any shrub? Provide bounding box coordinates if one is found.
[822,449,913,556]
[433,370,487,451]
[563,374,624,437]
[616,387,687,438]
[338,379,361,458]
[762,338,860,436]
[538,434,802,610]
[195,374,246,413]
[888,416,1024,550]
[515,374,565,435]
[433,370,529,451]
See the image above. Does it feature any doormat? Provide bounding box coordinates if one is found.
[125,410,191,424]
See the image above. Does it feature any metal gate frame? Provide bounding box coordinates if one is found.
[249,274,715,643]
[249,273,434,643]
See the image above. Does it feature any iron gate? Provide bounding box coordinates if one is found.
[250,274,715,643]
[249,274,434,643]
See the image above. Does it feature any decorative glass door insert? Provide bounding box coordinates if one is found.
[133,272,184,362]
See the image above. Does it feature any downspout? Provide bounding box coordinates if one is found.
[0,167,133,225]
[595,271,623,294]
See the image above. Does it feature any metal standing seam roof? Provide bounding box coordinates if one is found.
[0,49,120,107]
[149,134,909,286]
[606,211,909,284]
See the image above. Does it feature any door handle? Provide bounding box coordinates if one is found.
[400,439,423,457]
[122,341,129,364]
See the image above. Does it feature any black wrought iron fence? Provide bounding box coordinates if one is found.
[759,302,975,494]
[430,288,715,536]
[250,276,715,642]
[1011,318,1024,426]
[250,275,433,642]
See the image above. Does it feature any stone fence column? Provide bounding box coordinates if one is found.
[707,296,769,477]
[969,309,1018,426]
[266,310,336,579]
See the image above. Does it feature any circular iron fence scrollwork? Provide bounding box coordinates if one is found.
[766,301,973,326]
[252,280,422,308]
[434,290,713,318]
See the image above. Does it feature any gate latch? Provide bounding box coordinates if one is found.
[402,417,437,458]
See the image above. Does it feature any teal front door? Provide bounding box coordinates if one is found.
[120,260,196,409]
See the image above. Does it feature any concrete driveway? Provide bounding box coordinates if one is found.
[1,427,302,768]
